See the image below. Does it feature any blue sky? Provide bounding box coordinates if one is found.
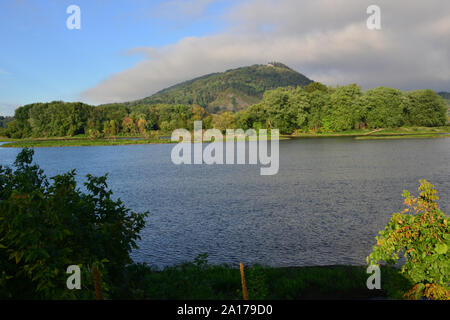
[0,0,236,115]
[1,0,449,115]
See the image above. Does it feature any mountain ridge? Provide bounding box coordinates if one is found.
[118,62,313,112]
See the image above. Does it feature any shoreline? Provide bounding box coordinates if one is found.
[1,126,449,148]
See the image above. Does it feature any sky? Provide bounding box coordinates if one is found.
[0,0,449,115]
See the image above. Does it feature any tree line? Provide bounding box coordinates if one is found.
[238,83,448,133]
[2,83,448,138]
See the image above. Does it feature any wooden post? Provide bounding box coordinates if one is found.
[240,263,248,300]
[92,266,103,300]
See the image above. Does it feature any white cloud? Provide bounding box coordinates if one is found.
[420,14,450,37]
[81,0,450,104]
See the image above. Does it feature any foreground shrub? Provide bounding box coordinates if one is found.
[367,180,449,300]
[0,148,148,299]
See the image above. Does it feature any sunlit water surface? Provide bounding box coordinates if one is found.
[0,138,448,268]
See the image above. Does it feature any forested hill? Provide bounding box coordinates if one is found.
[438,92,450,120]
[119,63,313,112]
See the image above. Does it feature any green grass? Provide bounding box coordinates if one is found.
[356,134,450,140]
[2,126,448,147]
[291,128,374,137]
[0,138,174,148]
[116,256,412,300]
[290,126,450,139]
[368,126,450,135]
[0,133,288,148]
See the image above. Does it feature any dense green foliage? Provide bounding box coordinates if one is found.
[0,149,148,299]
[120,254,394,300]
[402,90,448,127]
[437,91,450,121]
[3,64,447,138]
[357,87,404,128]
[119,63,312,112]
[4,102,212,139]
[242,85,447,134]
[6,101,93,138]
[367,180,449,300]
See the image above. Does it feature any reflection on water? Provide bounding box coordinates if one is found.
[0,138,449,268]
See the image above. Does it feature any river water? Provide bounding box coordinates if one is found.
[0,137,448,268]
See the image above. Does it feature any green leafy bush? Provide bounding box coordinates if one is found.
[367,180,449,300]
[0,148,148,299]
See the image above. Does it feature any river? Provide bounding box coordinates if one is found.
[0,137,449,268]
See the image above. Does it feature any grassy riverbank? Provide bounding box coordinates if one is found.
[291,126,450,138]
[1,126,449,147]
[0,134,288,148]
[356,134,450,140]
[117,259,410,300]
[0,137,172,148]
